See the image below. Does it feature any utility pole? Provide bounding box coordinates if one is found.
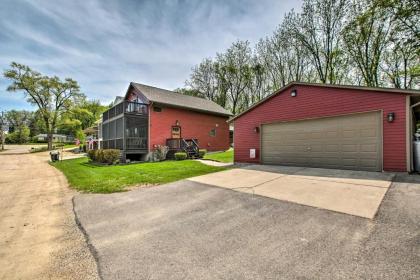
[0,110,5,151]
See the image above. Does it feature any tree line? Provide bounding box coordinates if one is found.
[182,0,419,115]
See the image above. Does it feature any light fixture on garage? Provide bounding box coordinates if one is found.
[387,112,395,122]
[254,127,260,133]
[291,89,297,97]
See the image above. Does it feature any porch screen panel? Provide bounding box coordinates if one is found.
[109,120,116,139]
[102,123,109,140]
[116,118,124,139]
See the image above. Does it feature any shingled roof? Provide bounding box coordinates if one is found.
[130,82,231,116]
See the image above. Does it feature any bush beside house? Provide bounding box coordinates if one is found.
[174,152,187,160]
[198,149,207,158]
[150,145,169,162]
[88,149,120,164]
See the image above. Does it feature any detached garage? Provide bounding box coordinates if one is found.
[232,83,420,172]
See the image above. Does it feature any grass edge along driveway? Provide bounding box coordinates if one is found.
[51,157,227,193]
[203,149,233,163]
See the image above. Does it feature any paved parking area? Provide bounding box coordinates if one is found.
[74,174,420,280]
[188,165,395,218]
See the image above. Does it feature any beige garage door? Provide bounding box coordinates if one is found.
[261,111,382,171]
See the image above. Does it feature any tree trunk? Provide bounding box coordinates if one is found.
[47,133,53,150]
[0,131,4,151]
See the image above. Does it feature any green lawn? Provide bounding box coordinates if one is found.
[203,149,233,163]
[51,157,226,193]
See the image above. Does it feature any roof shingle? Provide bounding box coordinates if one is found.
[131,83,231,116]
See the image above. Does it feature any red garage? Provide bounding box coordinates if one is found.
[231,82,420,172]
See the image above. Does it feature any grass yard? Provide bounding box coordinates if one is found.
[203,149,233,163]
[51,157,227,193]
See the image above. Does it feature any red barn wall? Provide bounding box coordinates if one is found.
[234,85,408,172]
[149,105,230,152]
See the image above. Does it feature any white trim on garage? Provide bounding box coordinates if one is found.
[406,96,412,172]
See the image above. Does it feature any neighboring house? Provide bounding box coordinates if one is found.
[83,120,102,150]
[36,134,73,143]
[231,82,420,172]
[100,82,231,162]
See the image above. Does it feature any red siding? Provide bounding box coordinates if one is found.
[149,105,230,152]
[234,85,407,172]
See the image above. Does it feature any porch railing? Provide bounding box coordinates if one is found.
[103,101,148,121]
[126,137,147,150]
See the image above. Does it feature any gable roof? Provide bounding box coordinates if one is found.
[113,96,124,106]
[130,82,232,117]
[229,82,420,122]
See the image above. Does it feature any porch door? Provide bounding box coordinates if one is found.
[172,126,181,139]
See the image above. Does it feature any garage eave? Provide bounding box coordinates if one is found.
[229,82,420,123]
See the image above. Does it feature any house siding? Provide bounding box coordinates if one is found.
[234,85,407,172]
[149,105,230,152]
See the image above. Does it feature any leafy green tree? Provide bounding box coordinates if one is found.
[58,99,106,138]
[6,125,30,144]
[5,110,33,133]
[4,62,84,150]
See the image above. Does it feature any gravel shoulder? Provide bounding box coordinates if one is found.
[0,145,98,280]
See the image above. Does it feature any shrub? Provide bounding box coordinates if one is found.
[198,149,207,158]
[6,125,30,144]
[103,149,120,164]
[95,150,104,163]
[152,145,169,161]
[87,150,96,161]
[88,149,120,164]
[174,152,187,160]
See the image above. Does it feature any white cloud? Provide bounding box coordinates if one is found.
[0,0,302,110]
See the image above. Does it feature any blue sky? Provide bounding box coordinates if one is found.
[0,0,302,111]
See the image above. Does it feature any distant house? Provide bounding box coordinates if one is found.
[36,134,73,143]
[99,82,232,162]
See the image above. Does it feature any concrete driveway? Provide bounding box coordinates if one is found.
[74,175,420,279]
[188,165,394,219]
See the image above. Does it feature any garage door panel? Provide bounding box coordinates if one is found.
[261,112,382,171]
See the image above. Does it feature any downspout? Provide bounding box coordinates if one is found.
[148,101,153,154]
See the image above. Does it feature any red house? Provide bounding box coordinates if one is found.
[100,82,231,161]
[231,82,420,172]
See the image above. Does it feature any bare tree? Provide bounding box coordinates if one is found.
[186,58,218,101]
[292,0,348,84]
[216,41,253,114]
[343,0,392,87]
[382,42,419,89]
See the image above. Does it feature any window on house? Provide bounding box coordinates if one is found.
[209,128,216,137]
[153,106,162,112]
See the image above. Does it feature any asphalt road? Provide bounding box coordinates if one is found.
[74,174,420,280]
